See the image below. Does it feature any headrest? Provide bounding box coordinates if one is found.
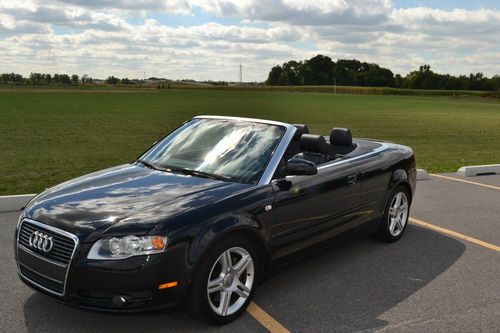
[330,128,352,147]
[300,134,328,154]
[292,124,309,141]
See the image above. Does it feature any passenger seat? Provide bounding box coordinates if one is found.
[294,134,331,165]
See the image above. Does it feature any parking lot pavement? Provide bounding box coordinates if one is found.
[411,174,500,244]
[438,172,500,187]
[1,174,499,332]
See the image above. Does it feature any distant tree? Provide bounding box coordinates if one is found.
[121,77,132,84]
[44,73,52,84]
[302,55,334,85]
[281,60,304,85]
[71,74,79,85]
[491,75,500,91]
[394,74,404,88]
[106,76,120,84]
[0,72,25,83]
[266,65,284,85]
[60,74,71,84]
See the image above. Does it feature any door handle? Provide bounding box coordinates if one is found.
[347,174,358,185]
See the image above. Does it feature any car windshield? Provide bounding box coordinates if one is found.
[138,118,286,184]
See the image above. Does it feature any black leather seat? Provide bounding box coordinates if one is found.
[328,128,356,156]
[284,124,309,160]
[294,134,331,165]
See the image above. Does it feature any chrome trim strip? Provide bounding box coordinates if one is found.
[16,218,79,297]
[192,115,297,186]
[19,263,64,284]
[317,142,392,171]
[259,123,296,185]
[193,115,292,128]
[272,142,396,182]
[18,244,67,268]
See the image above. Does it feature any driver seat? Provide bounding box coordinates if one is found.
[294,134,331,165]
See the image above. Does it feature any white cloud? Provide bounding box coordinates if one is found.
[0,0,499,80]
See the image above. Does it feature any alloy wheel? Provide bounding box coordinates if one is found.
[206,247,254,316]
[388,192,409,236]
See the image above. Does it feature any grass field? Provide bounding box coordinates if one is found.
[1,89,499,195]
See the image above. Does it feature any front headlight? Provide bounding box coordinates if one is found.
[87,235,168,260]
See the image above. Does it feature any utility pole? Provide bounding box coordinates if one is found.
[239,64,243,85]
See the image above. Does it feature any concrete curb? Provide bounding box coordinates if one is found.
[0,194,36,212]
[416,169,430,181]
[457,164,500,177]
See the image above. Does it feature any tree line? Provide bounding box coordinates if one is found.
[0,72,145,85]
[267,55,500,91]
[0,72,94,85]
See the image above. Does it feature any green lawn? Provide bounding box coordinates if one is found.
[1,89,499,195]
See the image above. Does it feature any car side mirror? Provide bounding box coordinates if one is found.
[286,158,317,176]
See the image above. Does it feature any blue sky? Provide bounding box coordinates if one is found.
[1,0,499,81]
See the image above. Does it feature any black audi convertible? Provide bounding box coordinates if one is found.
[15,116,416,324]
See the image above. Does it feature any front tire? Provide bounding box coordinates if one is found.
[187,236,258,325]
[376,185,410,242]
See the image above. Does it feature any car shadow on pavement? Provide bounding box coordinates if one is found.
[21,225,464,332]
[253,224,466,332]
[21,293,264,333]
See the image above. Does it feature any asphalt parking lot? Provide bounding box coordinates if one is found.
[1,173,499,332]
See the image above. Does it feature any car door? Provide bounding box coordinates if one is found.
[347,146,394,225]
[269,160,362,259]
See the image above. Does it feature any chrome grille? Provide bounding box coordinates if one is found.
[19,220,75,265]
[17,219,78,296]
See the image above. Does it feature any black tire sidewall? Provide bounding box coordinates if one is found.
[187,236,259,325]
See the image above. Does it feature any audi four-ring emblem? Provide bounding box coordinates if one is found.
[28,231,54,253]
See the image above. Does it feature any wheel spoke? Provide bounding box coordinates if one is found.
[394,193,402,208]
[389,218,397,233]
[207,276,224,294]
[396,217,403,231]
[221,250,232,271]
[218,291,231,316]
[398,203,407,214]
[235,281,250,299]
[233,255,251,276]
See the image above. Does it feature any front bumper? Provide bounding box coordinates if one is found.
[16,231,192,312]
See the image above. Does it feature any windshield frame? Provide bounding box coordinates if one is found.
[136,116,296,186]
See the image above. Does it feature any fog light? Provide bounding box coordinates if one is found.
[112,295,128,307]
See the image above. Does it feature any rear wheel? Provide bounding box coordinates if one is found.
[187,237,258,325]
[376,185,410,242]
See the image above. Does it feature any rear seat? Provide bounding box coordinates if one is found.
[328,128,356,156]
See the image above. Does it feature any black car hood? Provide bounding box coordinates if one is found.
[24,164,251,242]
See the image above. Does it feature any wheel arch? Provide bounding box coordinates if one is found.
[387,168,413,204]
[188,222,269,283]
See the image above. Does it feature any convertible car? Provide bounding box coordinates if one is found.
[15,116,416,325]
